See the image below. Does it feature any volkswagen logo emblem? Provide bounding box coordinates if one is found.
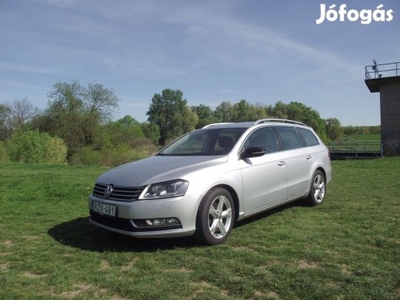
[104,184,114,198]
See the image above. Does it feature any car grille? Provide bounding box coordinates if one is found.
[92,182,145,201]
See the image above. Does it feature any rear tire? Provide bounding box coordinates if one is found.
[305,170,326,206]
[194,187,235,245]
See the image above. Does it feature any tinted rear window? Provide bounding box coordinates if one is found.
[297,128,320,146]
[275,126,303,150]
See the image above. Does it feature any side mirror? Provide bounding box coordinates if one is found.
[240,147,265,159]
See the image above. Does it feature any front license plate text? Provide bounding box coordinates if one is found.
[93,201,117,217]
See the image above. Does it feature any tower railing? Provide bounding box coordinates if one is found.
[365,61,400,79]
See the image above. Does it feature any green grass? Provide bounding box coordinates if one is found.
[1,160,399,299]
[343,133,380,142]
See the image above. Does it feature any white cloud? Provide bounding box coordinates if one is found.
[0,63,61,75]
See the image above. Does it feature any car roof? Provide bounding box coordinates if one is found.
[202,119,306,129]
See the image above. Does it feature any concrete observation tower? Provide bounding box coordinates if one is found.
[365,61,400,157]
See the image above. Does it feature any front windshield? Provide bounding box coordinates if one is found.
[159,128,247,156]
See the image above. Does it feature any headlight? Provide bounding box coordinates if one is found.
[140,180,189,199]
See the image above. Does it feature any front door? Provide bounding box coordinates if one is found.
[239,127,287,214]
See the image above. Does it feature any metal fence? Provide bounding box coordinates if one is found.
[329,141,383,159]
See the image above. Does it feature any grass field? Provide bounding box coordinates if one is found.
[343,133,380,142]
[0,159,399,299]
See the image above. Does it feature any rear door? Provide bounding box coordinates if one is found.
[275,126,313,200]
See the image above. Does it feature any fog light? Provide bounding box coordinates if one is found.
[167,218,180,225]
[153,219,166,226]
[144,218,181,226]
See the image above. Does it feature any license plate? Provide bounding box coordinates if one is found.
[92,201,117,217]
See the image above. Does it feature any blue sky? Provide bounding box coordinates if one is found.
[1,0,399,125]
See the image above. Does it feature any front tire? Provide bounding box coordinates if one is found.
[194,187,235,245]
[305,170,326,206]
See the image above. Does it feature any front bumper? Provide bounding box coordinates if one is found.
[88,195,198,238]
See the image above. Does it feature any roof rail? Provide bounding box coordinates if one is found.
[254,119,305,126]
[202,122,233,128]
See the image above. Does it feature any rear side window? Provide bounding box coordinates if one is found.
[275,126,303,150]
[297,128,320,146]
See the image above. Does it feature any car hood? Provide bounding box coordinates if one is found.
[96,155,228,186]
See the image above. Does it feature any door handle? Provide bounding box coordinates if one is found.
[278,161,286,167]
[306,155,312,160]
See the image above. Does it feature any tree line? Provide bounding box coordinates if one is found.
[0,82,380,166]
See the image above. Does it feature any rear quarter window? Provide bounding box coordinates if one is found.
[297,128,320,146]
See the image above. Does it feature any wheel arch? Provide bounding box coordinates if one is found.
[211,184,240,221]
[305,166,327,198]
[315,166,327,181]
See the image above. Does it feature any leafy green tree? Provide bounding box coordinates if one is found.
[48,81,84,114]
[147,89,197,145]
[0,141,8,162]
[285,102,328,142]
[0,104,10,140]
[33,81,119,158]
[253,103,268,120]
[326,118,344,141]
[369,125,381,135]
[140,122,160,145]
[232,100,267,121]
[85,83,119,122]
[266,101,288,119]
[38,81,87,156]
[192,104,216,128]
[180,106,199,135]
[102,115,145,147]
[116,115,140,127]
[214,101,234,122]
[264,101,328,142]
[343,125,380,137]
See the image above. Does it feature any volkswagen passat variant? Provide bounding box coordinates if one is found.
[89,119,332,245]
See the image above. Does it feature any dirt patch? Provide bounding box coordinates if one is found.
[100,259,111,270]
[120,258,139,271]
[61,284,92,298]
[23,272,46,279]
[0,263,9,272]
[340,264,352,275]
[298,259,319,269]
[266,291,280,298]
[164,267,192,274]
[1,240,14,247]
[189,281,230,298]
[23,235,40,241]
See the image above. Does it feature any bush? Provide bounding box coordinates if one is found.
[0,141,9,162]
[46,137,68,164]
[70,143,155,167]
[6,130,67,164]
[69,147,102,166]
[101,144,134,167]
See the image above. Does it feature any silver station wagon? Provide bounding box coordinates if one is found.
[89,119,332,245]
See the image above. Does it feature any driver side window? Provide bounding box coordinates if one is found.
[244,127,280,154]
